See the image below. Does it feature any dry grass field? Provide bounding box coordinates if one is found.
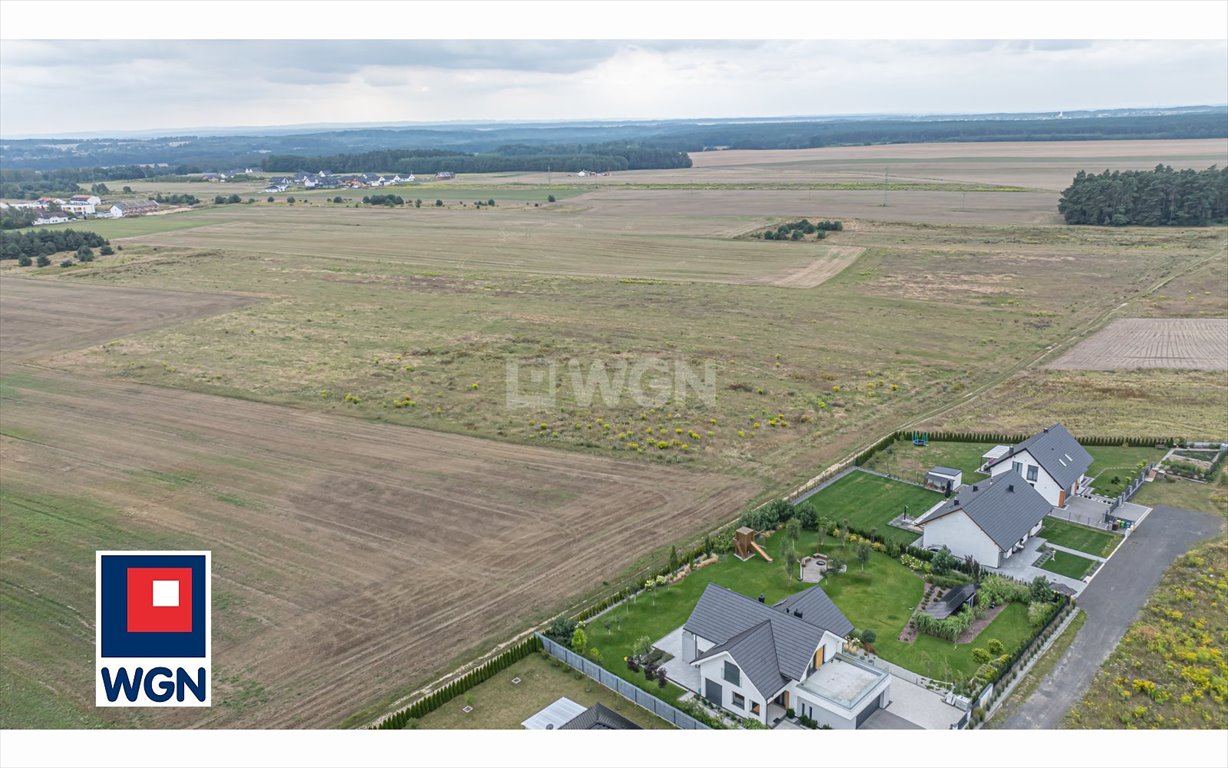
[1047,318,1228,371]
[2,139,1226,730]
[918,368,1228,439]
[0,277,259,363]
[30,216,1218,491]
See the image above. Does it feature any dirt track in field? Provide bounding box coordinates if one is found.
[1046,318,1228,371]
[0,277,259,364]
[1,368,754,728]
[754,245,866,288]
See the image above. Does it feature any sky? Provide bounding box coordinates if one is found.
[1,39,1226,138]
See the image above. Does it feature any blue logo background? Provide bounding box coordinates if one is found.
[99,553,207,658]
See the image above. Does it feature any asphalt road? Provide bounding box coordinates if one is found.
[1002,505,1225,729]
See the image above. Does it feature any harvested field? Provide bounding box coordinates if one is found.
[1047,318,1228,371]
[0,368,755,728]
[0,277,258,363]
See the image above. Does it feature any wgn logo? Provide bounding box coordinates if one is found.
[96,551,211,707]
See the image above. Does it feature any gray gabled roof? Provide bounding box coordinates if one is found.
[1006,423,1092,490]
[559,703,641,730]
[928,466,961,477]
[693,621,783,699]
[918,475,1052,551]
[773,588,855,638]
[684,583,853,698]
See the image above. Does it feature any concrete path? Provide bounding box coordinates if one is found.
[1001,506,1224,729]
[1045,542,1107,562]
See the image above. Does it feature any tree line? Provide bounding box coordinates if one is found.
[1,228,110,261]
[1059,165,1228,226]
[260,143,692,174]
[0,165,207,200]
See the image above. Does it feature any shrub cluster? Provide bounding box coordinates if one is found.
[1,228,109,261]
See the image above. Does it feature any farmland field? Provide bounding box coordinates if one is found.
[1,140,1226,730]
[1047,318,1228,371]
[0,366,753,728]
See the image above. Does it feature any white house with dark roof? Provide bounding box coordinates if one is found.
[915,475,1052,568]
[985,424,1093,507]
[681,583,890,729]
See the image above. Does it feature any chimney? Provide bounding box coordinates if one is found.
[758,593,765,603]
[1008,484,1015,492]
[794,609,803,619]
[953,498,960,506]
[972,484,978,492]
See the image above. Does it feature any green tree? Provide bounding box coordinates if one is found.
[36,254,50,267]
[267,196,275,203]
[547,194,556,203]
[630,635,653,659]
[856,543,871,571]
[17,254,31,266]
[545,617,578,646]
[122,186,132,193]
[227,194,241,204]
[784,546,799,582]
[785,518,801,544]
[287,196,296,205]
[931,546,956,575]
[76,245,93,261]
[100,245,114,255]
[570,626,587,656]
[668,545,678,573]
[434,199,443,207]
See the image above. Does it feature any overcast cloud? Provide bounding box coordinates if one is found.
[1,40,1224,137]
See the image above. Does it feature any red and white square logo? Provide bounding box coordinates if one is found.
[126,567,193,633]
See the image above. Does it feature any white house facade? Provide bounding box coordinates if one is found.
[681,584,890,729]
[986,424,1093,507]
[917,476,1051,568]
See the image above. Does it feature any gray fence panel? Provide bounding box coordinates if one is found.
[538,633,708,729]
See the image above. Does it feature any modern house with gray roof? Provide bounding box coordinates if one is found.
[985,423,1093,507]
[915,474,1052,567]
[680,583,890,728]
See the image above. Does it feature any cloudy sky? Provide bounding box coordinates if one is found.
[1,40,1225,137]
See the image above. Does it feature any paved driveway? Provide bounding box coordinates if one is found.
[1002,506,1224,729]
[988,537,1086,595]
[869,674,964,729]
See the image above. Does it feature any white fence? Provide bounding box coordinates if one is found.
[537,634,711,730]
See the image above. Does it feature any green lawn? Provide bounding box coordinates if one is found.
[797,470,941,547]
[1084,445,1169,495]
[586,530,1038,689]
[1039,518,1122,558]
[864,439,1167,497]
[862,440,992,485]
[413,653,672,729]
[1038,549,1098,580]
